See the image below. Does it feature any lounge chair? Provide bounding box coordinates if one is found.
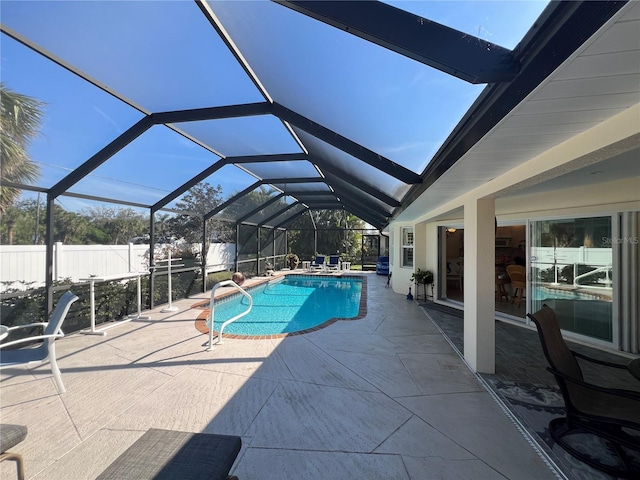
[0,291,79,394]
[310,255,325,271]
[0,424,27,480]
[527,305,640,478]
[97,429,241,480]
[376,256,389,275]
[327,255,340,271]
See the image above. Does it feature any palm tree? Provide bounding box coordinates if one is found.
[0,83,44,213]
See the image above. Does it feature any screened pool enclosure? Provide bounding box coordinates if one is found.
[1,1,628,332]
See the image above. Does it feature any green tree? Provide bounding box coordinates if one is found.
[83,206,147,244]
[169,183,223,243]
[167,183,228,264]
[0,84,44,213]
[54,206,89,243]
[1,199,94,245]
[0,199,36,244]
[155,213,172,239]
[288,210,365,260]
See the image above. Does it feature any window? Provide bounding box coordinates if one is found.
[530,216,613,342]
[401,227,413,267]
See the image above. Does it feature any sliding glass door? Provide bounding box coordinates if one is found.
[530,216,613,342]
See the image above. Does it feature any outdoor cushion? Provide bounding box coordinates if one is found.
[97,428,241,480]
[0,424,27,454]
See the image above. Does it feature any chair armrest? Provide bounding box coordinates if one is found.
[547,366,640,401]
[0,332,64,349]
[4,323,48,332]
[572,350,628,369]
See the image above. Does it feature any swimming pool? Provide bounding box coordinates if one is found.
[202,275,365,337]
[532,285,611,301]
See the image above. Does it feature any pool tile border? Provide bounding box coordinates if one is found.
[194,274,368,339]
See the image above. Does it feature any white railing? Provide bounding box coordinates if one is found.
[207,280,252,350]
[78,272,149,336]
[574,264,613,289]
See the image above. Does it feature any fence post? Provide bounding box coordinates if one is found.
[128,243,134,272]
[54,241,63,282]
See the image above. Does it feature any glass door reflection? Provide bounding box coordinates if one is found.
[530,216,613,342]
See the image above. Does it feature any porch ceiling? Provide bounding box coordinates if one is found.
[1,1,637,230]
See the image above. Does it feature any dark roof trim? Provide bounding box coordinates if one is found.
[257,202,300,227]
[316,159,401,207]
[273,208,307,229]
[274,103,422,184]
[50,116,153,197]
[395,0,628,218]
[204,181,261,220]
[227,153,307,163]
[235,193,286,223]
[274,0,519,84]
[151,102,271,123]
[152,158,231,212]
[329,187,392,218]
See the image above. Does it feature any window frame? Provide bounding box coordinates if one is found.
[401,226,414,268]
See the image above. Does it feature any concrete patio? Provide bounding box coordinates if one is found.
[1,273,558,480]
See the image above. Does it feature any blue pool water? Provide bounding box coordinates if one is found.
[210,275,363,335]
[532,286,609,301]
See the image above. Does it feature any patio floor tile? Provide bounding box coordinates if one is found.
[1,273,560,480]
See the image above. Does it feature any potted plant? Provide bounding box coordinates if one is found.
[411,268,434,301]
[411,268,434,285]
[287,253,299,270]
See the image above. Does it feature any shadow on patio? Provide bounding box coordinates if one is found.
[2,273,558,480]
[422,302,640,480]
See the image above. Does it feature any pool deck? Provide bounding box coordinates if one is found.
[1,272,558,480]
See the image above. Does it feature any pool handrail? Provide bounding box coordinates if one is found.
[207,280,253,350]
[573,264,613,289]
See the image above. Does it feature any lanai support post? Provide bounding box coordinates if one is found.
[44,193,56,314]
[149,211,156,309]
[463,198,496,374]
[202,216,207,292]
[235,224,240,272]
[257,226,261,275]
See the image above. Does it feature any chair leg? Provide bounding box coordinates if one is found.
[511,288,523,308]
[0,452,25,480]
[49,342,66,394]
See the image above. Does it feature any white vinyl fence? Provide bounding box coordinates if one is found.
[0,242,235,292]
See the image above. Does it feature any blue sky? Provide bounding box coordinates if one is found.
[1,0,549,215]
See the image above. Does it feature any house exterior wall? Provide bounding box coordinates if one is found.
[387,105,640,365]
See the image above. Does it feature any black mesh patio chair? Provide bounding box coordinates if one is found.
[527,305,640,479]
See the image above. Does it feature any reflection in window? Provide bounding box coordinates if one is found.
[530,216,613,341]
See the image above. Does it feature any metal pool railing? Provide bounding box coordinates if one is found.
[206,280,253,350]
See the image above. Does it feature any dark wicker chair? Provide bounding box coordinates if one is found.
[527,305,640,478]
